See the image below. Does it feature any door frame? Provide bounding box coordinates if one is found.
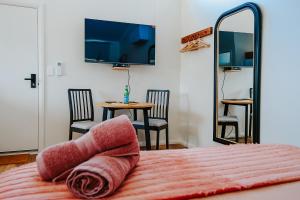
[0,1,45,152]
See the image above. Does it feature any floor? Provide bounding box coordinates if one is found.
[0,144,186,174]
[218,134,253,144]
[226,137,253,144]
[0,153,36,173]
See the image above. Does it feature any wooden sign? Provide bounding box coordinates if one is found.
[181,27,213,44]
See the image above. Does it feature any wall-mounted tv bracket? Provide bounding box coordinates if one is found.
[112,63,130,70]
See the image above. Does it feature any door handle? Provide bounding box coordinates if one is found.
[24,74,37,88]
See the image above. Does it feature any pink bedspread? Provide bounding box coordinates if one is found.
[1,144,300,200]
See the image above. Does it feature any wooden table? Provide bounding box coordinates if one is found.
[96,102,154,150]
[221,99,253,144]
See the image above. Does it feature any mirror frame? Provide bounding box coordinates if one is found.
[213,2,262,145]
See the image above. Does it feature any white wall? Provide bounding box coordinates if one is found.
[1,0,181,148]
[180,0,300,147]
[219,9,254,33]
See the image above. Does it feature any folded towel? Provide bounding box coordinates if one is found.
[37,115,139,181]
[66,154,139,199]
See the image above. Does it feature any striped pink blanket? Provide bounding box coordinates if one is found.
[1,144,300,200]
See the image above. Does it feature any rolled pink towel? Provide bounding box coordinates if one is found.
[37,115,139,181]
[67,154,139,199]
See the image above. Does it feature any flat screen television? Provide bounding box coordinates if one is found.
[85,19,155,65]
[219,31,254,68]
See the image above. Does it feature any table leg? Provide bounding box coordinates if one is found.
[221,104,229,137]
[249,103,253,137]
[221,125,226,138]
[133,109,137,121]
[102,108,108,121]
[223,104,229,116]
[143,108,151,150]
[245,105,249,144]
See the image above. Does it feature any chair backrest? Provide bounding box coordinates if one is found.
[146,89,170,121]
[68,89,94,123]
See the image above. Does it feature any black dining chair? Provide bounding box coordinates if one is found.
[132,89,170,150]
[218,116,239,142]
[68,89,97,140]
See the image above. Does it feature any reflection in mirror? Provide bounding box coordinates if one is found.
[216,9,254,144]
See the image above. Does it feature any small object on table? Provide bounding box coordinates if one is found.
[123,85,129,104]
[105,101,117,104]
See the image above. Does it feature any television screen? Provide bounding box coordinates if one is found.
[219,31,253,67]
[85,19,155,65]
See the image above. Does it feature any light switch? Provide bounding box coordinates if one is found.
[47,66,55,76]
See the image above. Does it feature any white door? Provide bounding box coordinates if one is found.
[0,4,39,152]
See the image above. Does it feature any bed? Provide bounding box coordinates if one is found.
[1,144,300,200]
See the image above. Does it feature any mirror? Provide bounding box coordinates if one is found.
[213,3,262,144]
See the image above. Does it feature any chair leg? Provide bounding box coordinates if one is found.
[234,123,239,143]
[221,125,226,138]
[69,129,73,141]
[156,130,160,150]
[166,127,169,149]
[249,115,252,137]
[135,128,138,135]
